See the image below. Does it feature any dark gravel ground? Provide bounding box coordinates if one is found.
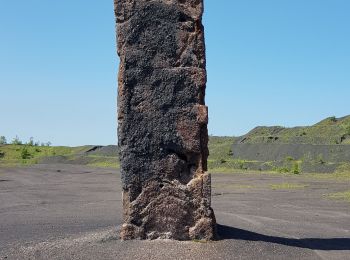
[0,164,349,259]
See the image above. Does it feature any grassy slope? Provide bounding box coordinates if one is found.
[207,117,350,173]
[240,116,350,145]
[207,136,253,173]
[0,145,119,168]
[1,117,349,174]
[0,145,79,166]
[0,136,236,171]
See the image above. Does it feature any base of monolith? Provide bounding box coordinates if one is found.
[120,173,216,240]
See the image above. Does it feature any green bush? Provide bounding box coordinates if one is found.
[237,159,246,170]
[277,167,289,173]
[285,156,294,162]
[21,147,32,159]
[220,158,227,164]
[293,162,300,174]
[317,154,326,164]
[0,150,5,158]
[346,126,350,135]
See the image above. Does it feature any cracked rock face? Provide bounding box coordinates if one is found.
[114,0,216,240]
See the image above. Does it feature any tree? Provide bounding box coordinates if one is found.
[0,136,6,145]
[11,136,22,145]
[27,137,34,146]
[329,116,337,122]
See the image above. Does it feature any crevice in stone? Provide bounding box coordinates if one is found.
[166,148,188,163]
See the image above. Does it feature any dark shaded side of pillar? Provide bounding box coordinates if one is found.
[114,0,216,240]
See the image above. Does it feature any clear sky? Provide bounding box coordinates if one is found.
[1,1,349,146]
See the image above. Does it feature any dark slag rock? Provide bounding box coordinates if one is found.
[115,0,216,240]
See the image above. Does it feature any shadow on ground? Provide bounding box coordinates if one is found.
[217,224,350,251]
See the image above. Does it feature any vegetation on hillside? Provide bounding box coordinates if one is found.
[238,116,350,145]
[0,144,120,168]
[0,144,79,166]
[207,136,256,173]
[0,135,238,170]
[0,136,119,168]
[1,122,349,175]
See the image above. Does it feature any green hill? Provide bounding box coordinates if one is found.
[1,116,349,174]
[238,116,350,145]
[228,116,350,174]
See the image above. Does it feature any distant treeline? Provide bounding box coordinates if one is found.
[0,136,51,147]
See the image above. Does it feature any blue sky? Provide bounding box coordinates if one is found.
[1,1,349,146]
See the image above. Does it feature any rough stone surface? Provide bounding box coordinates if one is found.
[114,0,216,240]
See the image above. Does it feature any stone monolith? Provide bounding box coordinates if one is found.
[114,0,216,240]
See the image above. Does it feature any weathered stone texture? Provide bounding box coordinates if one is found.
[115,0,216,240]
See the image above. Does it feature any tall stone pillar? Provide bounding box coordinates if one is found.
[114,0,216,240]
